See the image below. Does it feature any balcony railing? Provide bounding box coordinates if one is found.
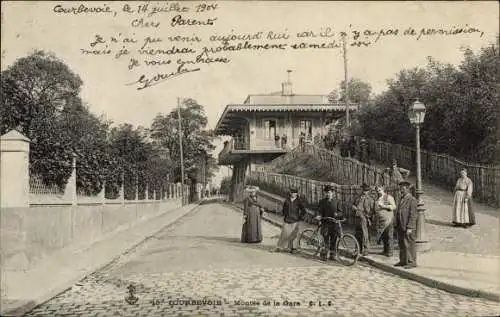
[221,136,292,152]
[232,136,248,150]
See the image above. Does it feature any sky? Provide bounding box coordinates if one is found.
[1,1,498,185]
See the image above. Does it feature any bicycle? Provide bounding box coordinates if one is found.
[298,217,360,266]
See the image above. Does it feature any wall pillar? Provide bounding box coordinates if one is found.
[64,153,77,206]
[100,180,106,205]
[135,174,139,201]
[119,172,125,204]
[0,130,30,208]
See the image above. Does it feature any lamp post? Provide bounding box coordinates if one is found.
[408,99,431,252]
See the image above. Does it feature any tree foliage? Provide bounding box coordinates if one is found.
[1,51,219,196]
[356,38,499,164]
[219,176,232,195]
[2,51,87,189]
[328,78,372,104]
[340,78,372,103]
[150,98,218,183]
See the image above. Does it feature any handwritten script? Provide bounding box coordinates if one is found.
[52,2,487,90]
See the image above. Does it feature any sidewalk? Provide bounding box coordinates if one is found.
[0,203,199,317]
[230,188,500,303]
[369,160,500,256]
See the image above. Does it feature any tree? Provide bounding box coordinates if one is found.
[219,176,232,195]
[356,36,499,164]
[1,50,83,137]
[327,89,340,103]
[150,98,218,184]
[107,124,166,199]
[1,50,87,188]
[57,98,112,195]
[340,78,372,104]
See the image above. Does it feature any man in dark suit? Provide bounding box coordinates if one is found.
[274,187,307,253]
[315,185,344,261]
[394,181,418,269]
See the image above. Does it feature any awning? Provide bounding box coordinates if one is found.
[214,103,358,136]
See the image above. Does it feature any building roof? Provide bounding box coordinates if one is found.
[214,102,358,136]
[243,94,331,105]
[214,70,359,136]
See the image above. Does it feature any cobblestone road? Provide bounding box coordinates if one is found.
[25,203,499,317]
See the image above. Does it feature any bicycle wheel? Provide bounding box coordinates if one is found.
[335,234,360,266]
[298,229,323,256]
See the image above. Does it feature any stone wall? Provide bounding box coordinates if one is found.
[0,199,182,271]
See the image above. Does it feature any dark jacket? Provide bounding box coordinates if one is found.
[282,198,306,224]
[395,193,418,231]
[318,197,343,220]
[354,193,374,219]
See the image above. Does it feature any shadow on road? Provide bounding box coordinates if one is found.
[426,219,456,227]
[178,235,346,266]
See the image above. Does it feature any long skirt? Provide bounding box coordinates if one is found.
[277,222,300,250]
[241,209,262,243]
[452,191,476,225]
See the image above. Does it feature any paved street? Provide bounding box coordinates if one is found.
[25,203,499,317]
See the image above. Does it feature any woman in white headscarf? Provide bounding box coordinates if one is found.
[452,169,476,227]
[241,186,264,243]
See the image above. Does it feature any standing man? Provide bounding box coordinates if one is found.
[394,181,418,269]
[315,185,344,261]
[374,185,396,257]
[352,183,374,256]
[274,188,307,253]
[386,159,410,184]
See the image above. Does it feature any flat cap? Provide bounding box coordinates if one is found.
[323,185,333,192]
[399,180,412,187]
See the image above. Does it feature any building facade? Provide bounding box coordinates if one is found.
[214,71,358,201]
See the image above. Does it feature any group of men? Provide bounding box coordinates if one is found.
[352,181,418,269]
[274,180,419,269]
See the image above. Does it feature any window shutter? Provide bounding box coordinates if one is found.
[293,118,300,139]
[256,117,262,138]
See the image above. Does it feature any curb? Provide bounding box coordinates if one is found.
[359,256,500,303]
[224,202,500,303]
[1,203,201,317]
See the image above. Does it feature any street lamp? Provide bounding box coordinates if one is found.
[408,99,431,252]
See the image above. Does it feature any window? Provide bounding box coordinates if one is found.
[299,120,312,139]
[263,119,277,140]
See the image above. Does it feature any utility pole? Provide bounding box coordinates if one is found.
[202,151,206,198]
[343,33,350,128]
[177,97,185,205]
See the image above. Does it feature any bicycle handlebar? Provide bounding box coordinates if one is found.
[319,217,346,223]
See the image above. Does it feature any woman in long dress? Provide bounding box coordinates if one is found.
[452,169,476,227]
[241,187,264,243]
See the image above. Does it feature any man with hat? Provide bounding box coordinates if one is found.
[315,184,344,261]
[352,183,375,256]
[386,159,410,184]
[394,180,418,269]
[274,187,307,253]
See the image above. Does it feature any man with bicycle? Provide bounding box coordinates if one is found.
[315,185,344,261]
